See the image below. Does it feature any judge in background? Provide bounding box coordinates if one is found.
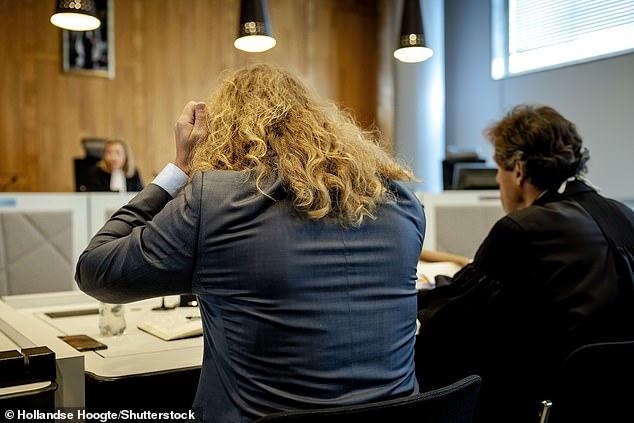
[83,139,143,192]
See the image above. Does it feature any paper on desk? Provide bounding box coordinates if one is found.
[416,261,462,290]
[416,261,463,335]
[138,314,203,341]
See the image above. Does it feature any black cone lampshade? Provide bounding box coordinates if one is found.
[394,0,433,63]
[50,0,101,31]
[234,0,276,53]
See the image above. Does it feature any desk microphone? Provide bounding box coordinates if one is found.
[152,296,176,311]
[0,175,18,191]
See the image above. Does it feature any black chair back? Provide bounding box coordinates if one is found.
[257,374,482,423]
[548,340,634,423]
[74,138,107,192]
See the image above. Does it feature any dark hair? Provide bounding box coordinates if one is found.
[485,104,589,190]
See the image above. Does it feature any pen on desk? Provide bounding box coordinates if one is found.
[186,315,201,320]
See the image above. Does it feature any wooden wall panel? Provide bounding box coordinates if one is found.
[0,0,29,191]
[0,0,388,192]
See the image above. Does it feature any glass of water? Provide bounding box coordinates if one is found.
[99,302,126,336]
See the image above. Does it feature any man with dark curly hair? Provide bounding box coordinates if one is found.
[416,104,634,423]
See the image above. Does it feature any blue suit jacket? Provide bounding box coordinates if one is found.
[76,169,426,422]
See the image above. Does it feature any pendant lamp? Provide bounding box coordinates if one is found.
[234,0,276,53]
[50,0,101,31]
[394,0,433,63]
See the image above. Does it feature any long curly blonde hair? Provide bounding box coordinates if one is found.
[191,63,415,226]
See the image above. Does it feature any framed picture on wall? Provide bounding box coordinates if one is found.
[62,0,115,79]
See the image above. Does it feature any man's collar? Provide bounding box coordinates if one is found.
[533,178,595,206]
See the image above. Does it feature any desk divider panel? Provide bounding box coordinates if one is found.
[417,191,504,258]
[0,211,72,295]
[0,192,141,296]
[0,194,89,296]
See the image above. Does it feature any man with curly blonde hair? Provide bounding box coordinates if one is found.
[76,63,425,422]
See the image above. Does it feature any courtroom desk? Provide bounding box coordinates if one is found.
[0,298,84,411]
[1,291,202,413]
[0,383,57,409]
[416,190,503,258]
[0,319,59,414]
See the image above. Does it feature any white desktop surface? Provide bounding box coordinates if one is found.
[2,291,203,380]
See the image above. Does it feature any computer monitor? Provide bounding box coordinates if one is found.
[442,157,485,190]
[452,163,499,190]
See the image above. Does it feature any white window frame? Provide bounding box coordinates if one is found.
[491,0,634,80]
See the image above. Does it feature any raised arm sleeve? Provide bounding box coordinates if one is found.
[75,178,202,303]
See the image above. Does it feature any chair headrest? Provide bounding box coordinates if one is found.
[82,138,107,159]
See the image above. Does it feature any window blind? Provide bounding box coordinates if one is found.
[492,0,634,78]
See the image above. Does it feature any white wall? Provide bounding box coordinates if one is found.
[443,0,634,200]
[393,0,446,193]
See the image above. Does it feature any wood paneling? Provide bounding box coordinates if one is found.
[0,0,389,192]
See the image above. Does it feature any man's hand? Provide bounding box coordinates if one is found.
[174,101,208,175]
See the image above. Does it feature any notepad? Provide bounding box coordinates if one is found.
[137,315,203,341]
[417,261,462,290]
